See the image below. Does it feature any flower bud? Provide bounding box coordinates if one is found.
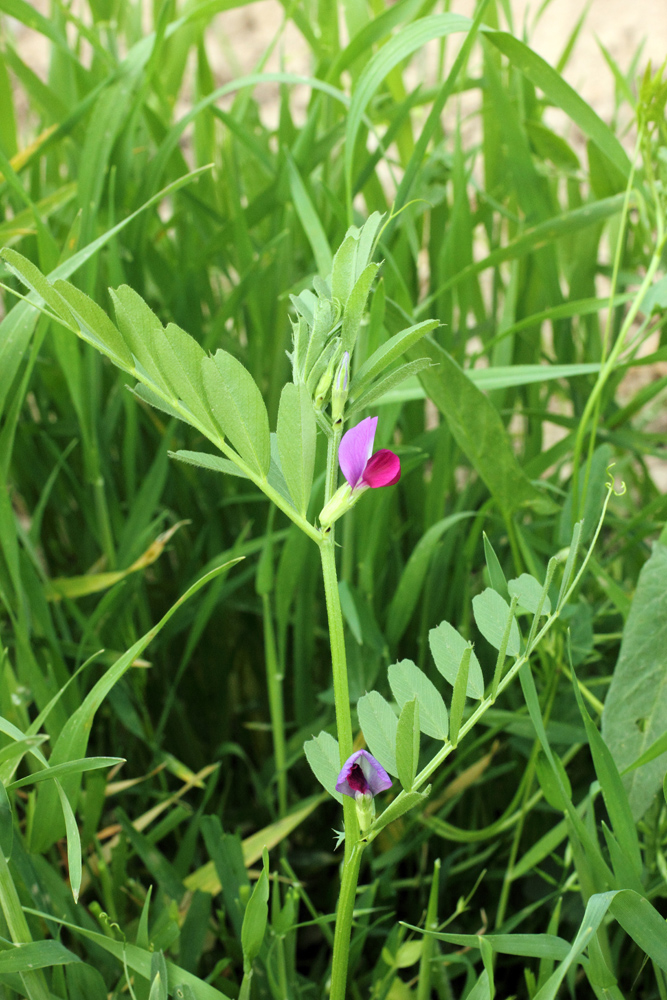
[318,483,354,529]
[354,790,376,833]
[331,351,350,425]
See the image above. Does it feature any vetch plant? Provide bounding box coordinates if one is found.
[0,215,633,1000]
[319,415,401,528]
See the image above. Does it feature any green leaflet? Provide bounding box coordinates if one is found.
[277,382,316,516]
[473,588,521,657]
[388,659,448,740]
[395,698,420,791]
[508,574,552,616]
[53,279,134,369]
[152,322,214,431]
[602,541,667,819]
[202,350,271,477]
[351,319,438,397]
[304,731,343,803]
[357,690,398,776]
[429,620,484,700]
[169,449,250,479]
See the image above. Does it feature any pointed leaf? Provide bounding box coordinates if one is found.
[388,659,448,740]
[473,589,521,656]
[202,351,270,476]
[303,732,343,803]
[357,691,398,776]
[396,698,420,791]
[277,382,316,516]
[508,574,551,616]
[429,621,484,699]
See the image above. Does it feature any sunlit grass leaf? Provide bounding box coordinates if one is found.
[344,13,472,195]
[472,589,521,657]
[202,350,271,476]
[286,154,332,279]
[357,691,398,776]
[25,910,231,1000]
[0,939,81,972]
[412,338,554,514]
[388,659,448,740]
[387,513,475,646]
[429,621,484,700]
[486,31,630,179]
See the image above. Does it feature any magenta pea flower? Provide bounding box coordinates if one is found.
[338,416,401,491]
[319,416,401,529]
[336,749,392,798]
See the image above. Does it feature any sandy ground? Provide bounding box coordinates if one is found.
[8,0,667,488]
[11,0,667,124]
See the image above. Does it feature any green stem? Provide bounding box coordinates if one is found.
[320,423,363,1000]
[319,537,355,764]
[263,593,287,817]
[368,484,615,841]
[325,425,342,505]
[330,843,364,1000]
[0,849,51,1000]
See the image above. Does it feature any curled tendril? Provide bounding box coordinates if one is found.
[605,462,627,497]
[97,909,125,940]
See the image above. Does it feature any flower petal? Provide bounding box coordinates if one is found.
[361,449,401,489]
[338,416,378,488]
[357,750,392,795]
[335,749,392,798]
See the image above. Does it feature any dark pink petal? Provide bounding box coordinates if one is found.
[335,749,392,798]
[361,449,401,489]
[338,416,377,488]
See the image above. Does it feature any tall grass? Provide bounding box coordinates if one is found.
[0,1,666,997]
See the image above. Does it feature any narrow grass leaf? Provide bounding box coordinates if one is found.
[571,669,642,878]
[55,780,82,902]
[29,560,242,852]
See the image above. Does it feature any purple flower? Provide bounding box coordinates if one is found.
[338,416,401,491]
[335,749,392,798]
